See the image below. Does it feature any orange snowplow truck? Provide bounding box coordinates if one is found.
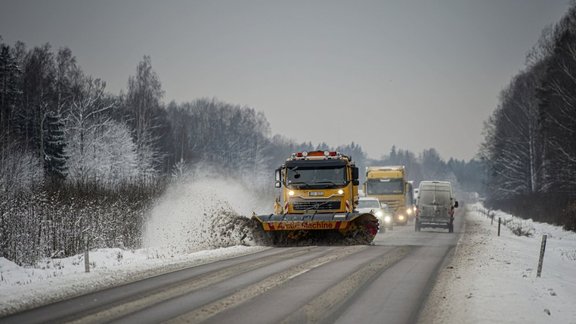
[253,151,379,244]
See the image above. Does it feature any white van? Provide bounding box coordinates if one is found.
[415,181,458,233]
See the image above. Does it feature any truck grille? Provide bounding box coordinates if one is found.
[292,200,341,211]
[381,200,400,210]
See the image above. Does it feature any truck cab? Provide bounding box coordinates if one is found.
[364,166,414,225]
[253,151,379,244]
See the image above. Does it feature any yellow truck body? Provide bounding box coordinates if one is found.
[364,166,414,225]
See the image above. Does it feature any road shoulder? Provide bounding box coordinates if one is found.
[417,205,576,323]
[417,206,483,323]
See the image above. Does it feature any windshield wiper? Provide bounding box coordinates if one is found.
[288,166,301,178]
[314,181,341,186]
[287,181,312,188]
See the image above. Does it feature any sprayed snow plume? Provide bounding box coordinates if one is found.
[143,176,271,253]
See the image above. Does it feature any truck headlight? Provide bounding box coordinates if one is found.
[337,189,344,195]
[406,208,413,215]
[288,190,295,196]
[398,215,405,221]
[375,210,383,218]
[384,215,392,223]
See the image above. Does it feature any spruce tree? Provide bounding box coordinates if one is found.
[43,112,68,181]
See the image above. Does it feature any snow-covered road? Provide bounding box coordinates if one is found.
[0,238,452,323]
[1,204,575,323]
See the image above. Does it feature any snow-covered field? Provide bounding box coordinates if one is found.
[1,202,576,323]
[421,203,576,324]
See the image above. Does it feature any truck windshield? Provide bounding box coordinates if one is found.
[286,166,346,188]
[366,179,403,195]
[419,190,451,205]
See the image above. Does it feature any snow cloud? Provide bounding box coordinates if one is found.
[143,170,272,253]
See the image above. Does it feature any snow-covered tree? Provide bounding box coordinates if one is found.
[0,141,43,194]
[538,10,576,193]
[0,43,21,143]
[20,44,56,158]
[122,56,169,179]
[54,47,79,116]
[42,111,67,181]
[66,119,139,185]
[166,98,272,176]
[481,66,546,200]
[420,148,448,181]
[64,76,140,185]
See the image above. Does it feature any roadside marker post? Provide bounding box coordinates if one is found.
[537,235,548,278]
[84,228,91,273]
[84,239,90,273]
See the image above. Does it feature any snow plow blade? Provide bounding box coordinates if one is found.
[252,212,378,244]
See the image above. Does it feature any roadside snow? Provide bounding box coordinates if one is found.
[420,203,576,324]
[0,245,267,316]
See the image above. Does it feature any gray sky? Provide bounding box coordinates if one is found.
[0,0,571,160]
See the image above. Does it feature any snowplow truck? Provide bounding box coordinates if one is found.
[253,151,379,244]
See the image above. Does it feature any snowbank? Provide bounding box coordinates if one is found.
[420,203,576,324]
[0,245,266,316]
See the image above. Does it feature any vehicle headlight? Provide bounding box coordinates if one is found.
[406,208,413,215]
[384,215,392,223]
[288,190,295,196]
[398,215,405,221]
[375,210,383,218]
[337,189,344,195]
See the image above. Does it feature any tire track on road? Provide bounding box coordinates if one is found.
[66,247,318,323]
[281,246,412,324]
[166,245,368,323]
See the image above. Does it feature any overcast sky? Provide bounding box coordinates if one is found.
[0,0,571,160]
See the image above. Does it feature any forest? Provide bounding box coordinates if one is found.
[1,35,481,265]
[481,4,576,232]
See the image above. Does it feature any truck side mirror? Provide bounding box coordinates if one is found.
[353,180,359,186]
[275,169,282,188]
[352,166,359,181]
